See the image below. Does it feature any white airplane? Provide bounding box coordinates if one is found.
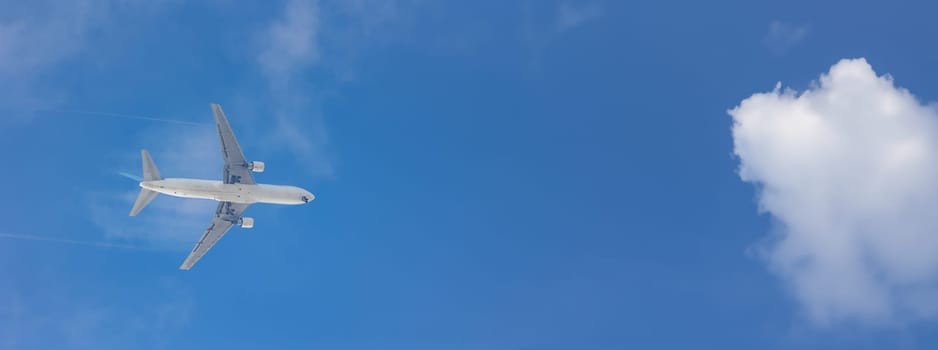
[128,103,315,270]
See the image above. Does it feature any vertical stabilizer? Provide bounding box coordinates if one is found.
[130,149,162,216]
[141,149,162,181]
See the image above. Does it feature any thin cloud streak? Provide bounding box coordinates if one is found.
[35,108,211,126]
[0,232,148,250]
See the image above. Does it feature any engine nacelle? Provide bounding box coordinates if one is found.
[249,161,265,173]
[238,217,254,229]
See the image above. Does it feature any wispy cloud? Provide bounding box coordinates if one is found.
[252,0,421,178]
[12,0,422,252]
[1,0,212,252]
[556,1,603,32]
[763,20,809,54]
[0,0,179,111]
[257,0,321,89]
[518,1,603,73]
[0,279,192,349]
[87,125,221,250]
[0,2,98,77]
[330,0,420,45]
[0,1,102,112]
[254,0,333,177]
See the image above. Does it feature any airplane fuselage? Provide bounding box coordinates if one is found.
[141,178,314,205]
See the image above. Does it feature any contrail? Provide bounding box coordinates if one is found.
[0,233,143,250]
[119,172,143,181]
[35,108,212,126]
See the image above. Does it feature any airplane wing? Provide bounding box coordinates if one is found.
[212,103,255,185]
[179,201,250,270]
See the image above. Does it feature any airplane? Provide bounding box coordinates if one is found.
[128,103,314,270]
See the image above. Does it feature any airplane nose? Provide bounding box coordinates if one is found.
[301,192,315,203]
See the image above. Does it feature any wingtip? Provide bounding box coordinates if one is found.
[179,258,195,270]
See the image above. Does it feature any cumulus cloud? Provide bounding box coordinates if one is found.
[730,58,938,325]
[763,20,809,54]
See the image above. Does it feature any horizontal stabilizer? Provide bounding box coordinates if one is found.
[129,189,158,216]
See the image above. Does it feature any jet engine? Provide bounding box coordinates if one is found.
[238,217,255,229]
[249,161,265,173]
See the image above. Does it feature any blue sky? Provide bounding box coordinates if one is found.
[5,0,938,349]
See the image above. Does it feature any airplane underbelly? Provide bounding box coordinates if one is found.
[213,192,253,203]
[155,187,214,200]
[148,180,303,205]
[153,181,256,203]
[253,185,305,205]
[217,184,257,203]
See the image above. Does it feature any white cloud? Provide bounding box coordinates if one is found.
[556,2,602,32]
[763,20,809,54]
[730,58,938,325]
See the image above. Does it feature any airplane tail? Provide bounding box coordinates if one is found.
[141,149,162,181]
[129,149,163,216]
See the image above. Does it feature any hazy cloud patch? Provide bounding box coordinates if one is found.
[0,0,180,111]
[257,0,321,88]
[87,126,220,249]
[252,0,421,177]
[763,20,809,54]
[556,1,602,32]
[0,279,191,349]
